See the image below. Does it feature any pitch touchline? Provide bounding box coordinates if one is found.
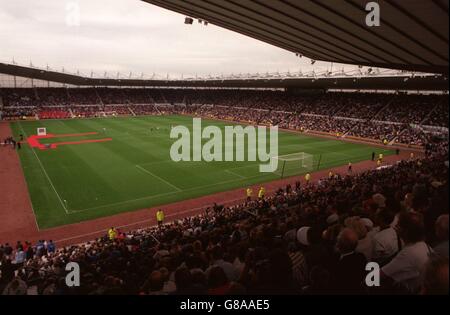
[135,164,182,192]
[55,196,248,244]
[18,122,69,214]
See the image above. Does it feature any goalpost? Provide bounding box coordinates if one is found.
[271,152,314,178]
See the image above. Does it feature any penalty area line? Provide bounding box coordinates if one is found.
[66,171,274,214]
[224,169,246,179]
[135,164,182,192]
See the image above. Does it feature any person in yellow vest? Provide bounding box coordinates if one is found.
[246,187,253,202]
[108,227,117,240]
[383,139,388,145]
[258,186,265,199]
[378,153,383,162]
[156,209,165,226]
[305,173,311,184]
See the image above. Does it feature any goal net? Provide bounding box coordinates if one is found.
[271,152,314,178]
[37,127,47,136]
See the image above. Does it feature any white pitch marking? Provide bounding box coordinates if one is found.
[135,164,182,192]
[224,169,246,179]
[18,122,69,214]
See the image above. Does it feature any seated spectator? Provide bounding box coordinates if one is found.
[173,267,193,295]
[207,266,232,295]
[2,277,28,295]
[372,209,400,265]
[143,270,167,295]
[420,256,449,295]
[382,211,432,293]
[206,246,239,282]
[332,228,367,294]
[345,216,373,261]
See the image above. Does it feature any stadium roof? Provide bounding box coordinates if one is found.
[142,0,449,74]
[0,62,448,90]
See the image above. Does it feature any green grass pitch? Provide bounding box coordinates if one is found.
[10,115,394,229]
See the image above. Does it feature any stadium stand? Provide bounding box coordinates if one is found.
[1,88,448,147]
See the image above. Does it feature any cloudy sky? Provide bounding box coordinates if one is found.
[0,0,354,78]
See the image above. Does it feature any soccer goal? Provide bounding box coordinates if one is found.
[271,152,314,178]
[37,127,47,136]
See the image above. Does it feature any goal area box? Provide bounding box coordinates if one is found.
[271,152,314,178]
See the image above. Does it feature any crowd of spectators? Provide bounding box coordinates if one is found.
[38,107,71,119]
[36,88,71,107]
[67,88,101,105]
[1,88,448,146]
[1,140,448,295]
[423,102,449,128]
[373,94,444,124]
[103,105,131,116]
[0,107,37,120]
[348,122,404,143]
[129,104,161,115]
[71,106,103,118]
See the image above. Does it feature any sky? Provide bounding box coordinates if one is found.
[0,0,356,78]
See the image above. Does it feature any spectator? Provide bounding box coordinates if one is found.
[382,211,432,293]
[421,256,449,295]
[207,266,232,295]
[174,267,194,295]
[332,228,367,294]
[13,246,26,265]
[206,246,239,282]
[2,277,28,295]
[46,240,56,254]
[372,209,400,265]
[144,270,167,295]
[345,216,373,261]
[433,214,449,258]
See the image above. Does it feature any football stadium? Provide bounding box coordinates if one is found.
[0,0,448,299]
